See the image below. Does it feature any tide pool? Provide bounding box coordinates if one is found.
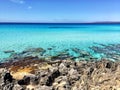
[0,23,120,62]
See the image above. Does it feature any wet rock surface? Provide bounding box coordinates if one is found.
[0,58,120,90]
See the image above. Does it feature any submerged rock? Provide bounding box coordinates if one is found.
[4,50,15,54]
[22,47,46,53]
[90,43,120,61]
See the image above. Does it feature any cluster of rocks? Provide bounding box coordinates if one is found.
[2,43,120,63]
[0,56,120,90]
[2,46,98,63]
[71,48,97,61]
[3,48,46,62]
[90,43,120,61]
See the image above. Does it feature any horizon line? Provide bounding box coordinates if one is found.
[0,21,120,24]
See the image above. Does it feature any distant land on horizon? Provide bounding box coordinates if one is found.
[0,21,120,24]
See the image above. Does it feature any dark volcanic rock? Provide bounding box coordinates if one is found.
[18,76,30,85]
[46,70,60,86]
[0,73,14,90]
[4,73,13,84]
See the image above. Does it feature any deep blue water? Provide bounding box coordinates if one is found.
[0,23,120,62]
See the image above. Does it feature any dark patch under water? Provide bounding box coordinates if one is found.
[1,43,120,63]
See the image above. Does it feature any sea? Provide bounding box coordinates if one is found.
[0,23,120,62]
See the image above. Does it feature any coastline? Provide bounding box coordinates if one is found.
[1,0,120,89]
[0,56,120,90]
[0,46,120,90]
[1,24,120,89]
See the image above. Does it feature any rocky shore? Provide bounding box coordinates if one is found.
[0,44,120,90]
[0,56,120,90]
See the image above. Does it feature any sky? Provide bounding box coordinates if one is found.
[0,0,120,22]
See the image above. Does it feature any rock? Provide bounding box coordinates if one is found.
[0,54,120,90]
[72,81,81,90]
[79,50,90,57]
[68,68,80,84]
[39,67,59,86]
[46,69,60,86]
[51,56,59,60]
[89,43,120,60]
[16,48,47,58]
[53,81,70,90]
[71,48,80,53]
[26,85,36,90]
[4,73,13,84]
[47,48,52,50]
[13,84,23,90]
[0,68,7,74]
[4,50,15,53]
[18,75,39,86]
[52,51,70,60]
[0,72,14,90]
[10,66,36,80]
[23,48,46,53]
[68,68,78,76]
[30,76,39,85]
[2,83,14,90]
[39,75,48,85]
[36,85,52,90]
[18,76,30,85]
[59,63,68,75]
[37,63,52,70]
[53,76,70,90]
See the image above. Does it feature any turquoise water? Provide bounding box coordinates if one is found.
[0,24,120,61]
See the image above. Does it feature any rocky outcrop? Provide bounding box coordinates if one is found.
[0,58,120,90]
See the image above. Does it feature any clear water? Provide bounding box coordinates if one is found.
[0,24,120,61]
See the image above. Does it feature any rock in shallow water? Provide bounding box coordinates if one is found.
[4,50,15,54]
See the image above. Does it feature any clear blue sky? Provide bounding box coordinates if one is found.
[0,0,120,22]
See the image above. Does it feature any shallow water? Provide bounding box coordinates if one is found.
[0,24,120,61]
